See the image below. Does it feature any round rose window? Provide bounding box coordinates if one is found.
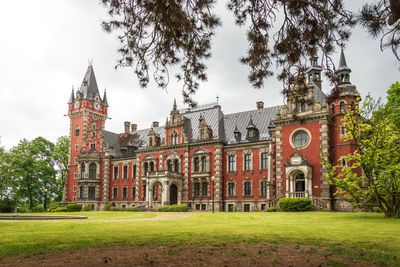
[293,131,308,147]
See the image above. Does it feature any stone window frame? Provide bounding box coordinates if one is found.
[259,148,269,171]
[89,162,97,179]
[122,186,128,199]
[90,143,96,151]
[259,179,267,197]
[74,157,78,164]
[339,101,346,114]
[242,178,253,197]
[340,157,347,167]
[191,149,211,174]
[164,151,181,173]
[226,152,237,174]
[113,165,119,180]
[193,181,201,197]
[243,203,251,212]
[79,186,85,199]
[113,187,118,199]
[201,180,209,197]
[73,185,76,192]
[88,186,96,199]
[142,183,147,201]
[226,180,236,197]
[289,128,312,150]
[142,155,158,175]
[75,126,80,137]
[170,130,179,145]
[340,125,346,135]
[242,150,253,173]
[123,165,128,179]
[74,172,77,179]
[132,164,137,180]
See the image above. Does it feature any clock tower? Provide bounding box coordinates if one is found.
[64,64,109,205]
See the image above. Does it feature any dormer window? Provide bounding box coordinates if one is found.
[234,126,241,142]
[170,132,178,145]
[248,129,258,139]
[149,137,153,147]
[246,116,259,141]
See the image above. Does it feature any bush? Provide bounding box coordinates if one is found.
[82,205,93,211]
[110,206,119,211]
[51,206,67,212]
[158,204,188,212]
[32,205,45,212]
[17,206,29,213]
[372,206,382,213]
[279,198,311,212]
[126,206,139,212]
[0,199,16,213]
[49,205,60,212]
[267,206,277,212]
[66,203,82,212]
[104,203,112,211]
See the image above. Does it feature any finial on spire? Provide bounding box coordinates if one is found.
[102,89,109,107]
[173,98,177,110]
[88,59,93,66]
[216,93,219,104]
[68,86,75,104]
[336,47,351,84]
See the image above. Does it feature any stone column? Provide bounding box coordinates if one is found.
[320,119,330,200]
[183,150,189,202]
[275,127,283,198]
[214,144,223,211]
[102,158,110,208]
[163,181,170,205]
[135,156,140,201]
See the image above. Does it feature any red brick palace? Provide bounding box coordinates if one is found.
[63,50,357,211]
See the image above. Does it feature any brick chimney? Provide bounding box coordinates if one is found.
[152,121,159,128]
[256,101,264,110]
[124,121,130,135]
[131,123,137,132]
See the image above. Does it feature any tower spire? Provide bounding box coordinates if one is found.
[102,89,109,107]
[336,48,351,84]
[173,98,177,111]
[68,86,75,104]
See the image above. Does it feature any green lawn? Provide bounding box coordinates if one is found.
[0,212,399,265]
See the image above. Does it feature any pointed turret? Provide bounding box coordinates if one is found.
[246,115,257,129]
[306,47,322,87]
[336,48,351,84]
[173,98,177,111]
[68,87,75,104]
[78,65,100,100]
[102,89,109,107]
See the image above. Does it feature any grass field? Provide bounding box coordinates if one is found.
[0,211,399,265]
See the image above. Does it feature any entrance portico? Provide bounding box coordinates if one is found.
[144,171,182,208]
[285,152,313,198]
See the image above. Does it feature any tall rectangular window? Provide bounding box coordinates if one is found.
[122,187,127,199]
[261,152,268,170]
[113,187,118,199]
[202,182,208,196]
[194,182,200,197]
[123,166,128,179]
[114,166,118,180]
[244,154,251,171]
[132,165,137,178]
[90,143,96,151]
[142,185,146,200]
[228,155,236,172]
[228,182,235,197]
[88,186,95,199]
[260,181,267,196]
[244,181,252,196]
[80,186,84,199]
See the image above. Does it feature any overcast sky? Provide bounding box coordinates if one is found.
[0,0,398,149]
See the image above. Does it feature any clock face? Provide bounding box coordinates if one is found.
[74,101,80,108]
[94,102,100,110]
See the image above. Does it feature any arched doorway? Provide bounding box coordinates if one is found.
[295,173,305,192]
[169,184,178,205]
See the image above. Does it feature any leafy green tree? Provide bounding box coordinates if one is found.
[0,138,11,200]
[53,136,70,201]
[324,92,400,218]
[385,82,400,127]
[6,137,58,210]
[101,0,399,106]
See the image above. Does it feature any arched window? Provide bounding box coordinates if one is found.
[194,157,200,172]
[340,101,346,113]
[167,160,172,172]
[150,161,155,172]
[174,159,179,172]
[89,163,96,179]
[201,156,207,172]
[295,173,305,192]
[301,102,306,112]
[144,162,149,175]
[75,127,80,137]
[81,163,85,179]
[174,134,178,144]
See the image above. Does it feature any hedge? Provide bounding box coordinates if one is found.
[104,203,112,211]
[82,205,93,211]
[32,205,45,212]
[51,206,67,212]
[66,203,82,212]
[158,204,188,212]
[279,198,311,212]
[267,206,277,212]
[126,206,139,212]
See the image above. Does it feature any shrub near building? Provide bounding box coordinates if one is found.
[66,203,82,212]
[158,204,188,212]
[279,198,312,212]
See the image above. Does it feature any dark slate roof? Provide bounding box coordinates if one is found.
[128,126,165,150]
[312,82,327,105]
[102,90,109,106]
[78,65,100,100]
[223,106,278,144]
